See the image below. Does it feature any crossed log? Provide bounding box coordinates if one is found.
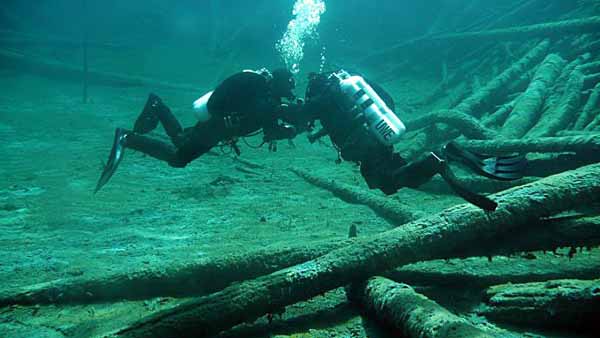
[110,163,600,337]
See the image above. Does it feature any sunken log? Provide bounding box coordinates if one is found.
[580,61,600,75]
[526,68,585,137]
[111,163,600,338]
[482,99,516,128]
[456,135,600,154]
[391,215,600,266]
[0,49,200,92]
[478,279,600,332]
[346,277,502,338]
[360,16,600,64]
[576,82,600,130]
[451,40,549,118]
[405,110,497,139]
[6,200,600,308]
[388,249,600,289]
[0,238,353,307]
[499,54,565,138]
[584,72,600,91]
[290,167,422,224]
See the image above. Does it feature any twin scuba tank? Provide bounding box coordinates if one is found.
[192,69,273,123]
[193,90,213,122]
[331,70,406,146]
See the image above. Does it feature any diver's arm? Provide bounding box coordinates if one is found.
[260,101,297,142]
[262,121,297,142]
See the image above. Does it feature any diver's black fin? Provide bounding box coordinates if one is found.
[444,142,527,181]
[438,159,498,211]
[95,128,128,193]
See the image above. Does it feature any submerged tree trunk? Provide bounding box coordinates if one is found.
[456,135,600,154]
[499,54,565,138]
[527,68,585,137]
[361,16,600,65]
[347,277,503,338]
[112,164,600,338]
[479,279,600,332]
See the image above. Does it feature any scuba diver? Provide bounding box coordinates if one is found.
[293,70,527,211]
[95,68,297,193]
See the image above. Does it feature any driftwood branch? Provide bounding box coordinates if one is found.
[478,279,600,331]
[112,164,600,337]
[347,277,503,338]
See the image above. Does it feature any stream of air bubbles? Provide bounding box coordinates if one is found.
[276,0,326,74]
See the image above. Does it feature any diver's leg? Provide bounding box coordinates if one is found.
[169,119,225,168]
[359,148,407,195]
[95,128,182,193]
[391,153,443,189]
[125,132,178,163]
[133,94,185,145]
[392,152,497,211]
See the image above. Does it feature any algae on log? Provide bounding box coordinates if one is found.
[576,82,600,130]
[482,99,516,128]
[526,68,585,137]
[5,205,599,307]
[500,54,566,138]
[456,135,600,154]
[360,16,599,65]
[113,164,600,338]
[388,250,600,289]
[290,167,422,225]
[346,277,501,338]
[478,279,600,331]
[405,110,497,140]
[0,239,354,306]
[451,40,549,118]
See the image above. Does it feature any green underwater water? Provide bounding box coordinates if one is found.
[1,1,600,337]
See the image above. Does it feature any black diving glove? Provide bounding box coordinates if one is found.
[263,123,297,143]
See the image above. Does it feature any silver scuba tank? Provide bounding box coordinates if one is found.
[192,90,213,122]
[333,70,406,145]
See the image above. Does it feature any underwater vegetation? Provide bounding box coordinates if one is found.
[1,0,600,337]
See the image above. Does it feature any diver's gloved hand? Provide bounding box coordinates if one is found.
[263,123,297,143]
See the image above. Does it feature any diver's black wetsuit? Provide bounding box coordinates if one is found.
[294,70,527,210]
[126,71,295,168]
[295,72,424,195]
